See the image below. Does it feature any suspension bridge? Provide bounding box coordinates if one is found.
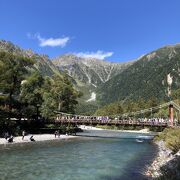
[55,101,180,127]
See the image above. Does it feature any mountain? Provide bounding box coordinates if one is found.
[0,40,60,76]
[52,54,133,114]
[53,54,131,86]
[97,44,180,105]
[53,54,132,103]
[1,39,179,114]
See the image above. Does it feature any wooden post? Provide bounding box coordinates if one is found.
[169,104,174,126]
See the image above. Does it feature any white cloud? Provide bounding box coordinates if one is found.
[75,50,113,59]
[27,33,70,47]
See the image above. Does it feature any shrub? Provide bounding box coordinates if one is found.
[155,128,180,154]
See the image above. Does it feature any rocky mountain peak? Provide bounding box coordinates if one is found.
[52,54,132,87]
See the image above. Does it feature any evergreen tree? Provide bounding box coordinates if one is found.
[20,72,44,120]
[0,51,34,119]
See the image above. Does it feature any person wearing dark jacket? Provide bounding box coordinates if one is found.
[8,136,13,143]
[30,136,35,142]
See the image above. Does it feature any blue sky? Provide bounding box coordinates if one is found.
[1,0,180,62]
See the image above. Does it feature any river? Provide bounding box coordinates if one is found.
[0,130,157,180]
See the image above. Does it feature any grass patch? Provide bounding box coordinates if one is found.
[155,128,180,154]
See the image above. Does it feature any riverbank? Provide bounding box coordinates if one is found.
[79,125,154,134]
[145,129,180,179]
[0,134,77,145]
[0,127,153,145]
[145,141,172,178]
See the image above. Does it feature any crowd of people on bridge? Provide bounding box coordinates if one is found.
[56,115,179,125]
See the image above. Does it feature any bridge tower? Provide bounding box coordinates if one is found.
[169,104,174,126]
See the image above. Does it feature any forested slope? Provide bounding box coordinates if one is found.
[97,45,180,105]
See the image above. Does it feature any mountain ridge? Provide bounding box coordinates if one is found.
[0,39,179,114]
[52,54,133,85]
[0,40,60,76]
[97,44,180,105]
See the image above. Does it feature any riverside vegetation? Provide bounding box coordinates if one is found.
[0,51,81,135]
[155,128,180,154]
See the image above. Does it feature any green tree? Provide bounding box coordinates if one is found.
[20,72,44,120]
[95,102,124,116]
[51,75,80,113]
[0,51,34,119]
[172,89,180,104]
[40,77,57,119]
[40,75,81,118]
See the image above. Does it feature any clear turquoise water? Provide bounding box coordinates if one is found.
[0,130,157,180]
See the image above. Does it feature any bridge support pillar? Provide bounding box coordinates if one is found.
[169,104,174,126]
